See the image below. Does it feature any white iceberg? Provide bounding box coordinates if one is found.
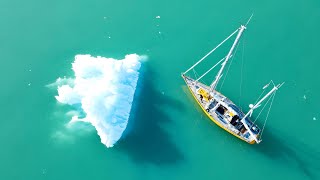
[55,54,143,147]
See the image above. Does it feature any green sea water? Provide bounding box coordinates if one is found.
[1,0,320,179]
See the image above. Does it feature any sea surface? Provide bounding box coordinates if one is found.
[1,0,320,179]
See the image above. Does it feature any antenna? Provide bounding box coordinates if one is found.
[245,13,254,26]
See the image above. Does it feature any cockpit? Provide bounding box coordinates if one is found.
[228,104,261,135]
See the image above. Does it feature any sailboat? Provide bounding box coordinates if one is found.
[181,18,283,144]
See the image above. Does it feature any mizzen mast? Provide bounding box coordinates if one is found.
[240,82,284,143]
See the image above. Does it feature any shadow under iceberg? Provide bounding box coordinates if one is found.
[115,63,185,165]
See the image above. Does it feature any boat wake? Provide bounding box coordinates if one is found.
[54,54,144,147]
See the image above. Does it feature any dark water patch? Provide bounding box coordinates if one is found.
[254,129,320,179]
[116,63,185,165]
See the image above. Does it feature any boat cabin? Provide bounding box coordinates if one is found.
[195,84,260,139]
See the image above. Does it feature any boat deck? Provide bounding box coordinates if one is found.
[182,75,258,144]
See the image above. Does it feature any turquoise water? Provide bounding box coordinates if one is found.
[1,0,320,179]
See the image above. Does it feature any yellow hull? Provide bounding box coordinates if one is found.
[183,76,255,144]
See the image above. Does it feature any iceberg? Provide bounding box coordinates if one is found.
[55,54,142,147]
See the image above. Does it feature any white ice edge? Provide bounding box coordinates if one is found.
[55,54,143,147]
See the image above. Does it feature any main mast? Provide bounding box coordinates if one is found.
[210,25,246,90]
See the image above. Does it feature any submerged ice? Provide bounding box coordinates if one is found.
[55,54,142,147]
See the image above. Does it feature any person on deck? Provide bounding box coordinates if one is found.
[199,94,203,103]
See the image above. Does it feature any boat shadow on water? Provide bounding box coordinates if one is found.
[253,129,320,179]
[181,80,320,179]
[115,64,185,165]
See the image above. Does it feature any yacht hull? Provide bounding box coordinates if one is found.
[182,75,256,144]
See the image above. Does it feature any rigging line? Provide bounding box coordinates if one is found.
[183,29,239,74]
[253,90,274,124]
[260,91,277,139]
[238,36,245,108]
[193,69,207,85]
[218,38,241,91]
[254,87,267,106]
[200,77,208,86]
[193,69,198,79]
[196,56,226,82]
